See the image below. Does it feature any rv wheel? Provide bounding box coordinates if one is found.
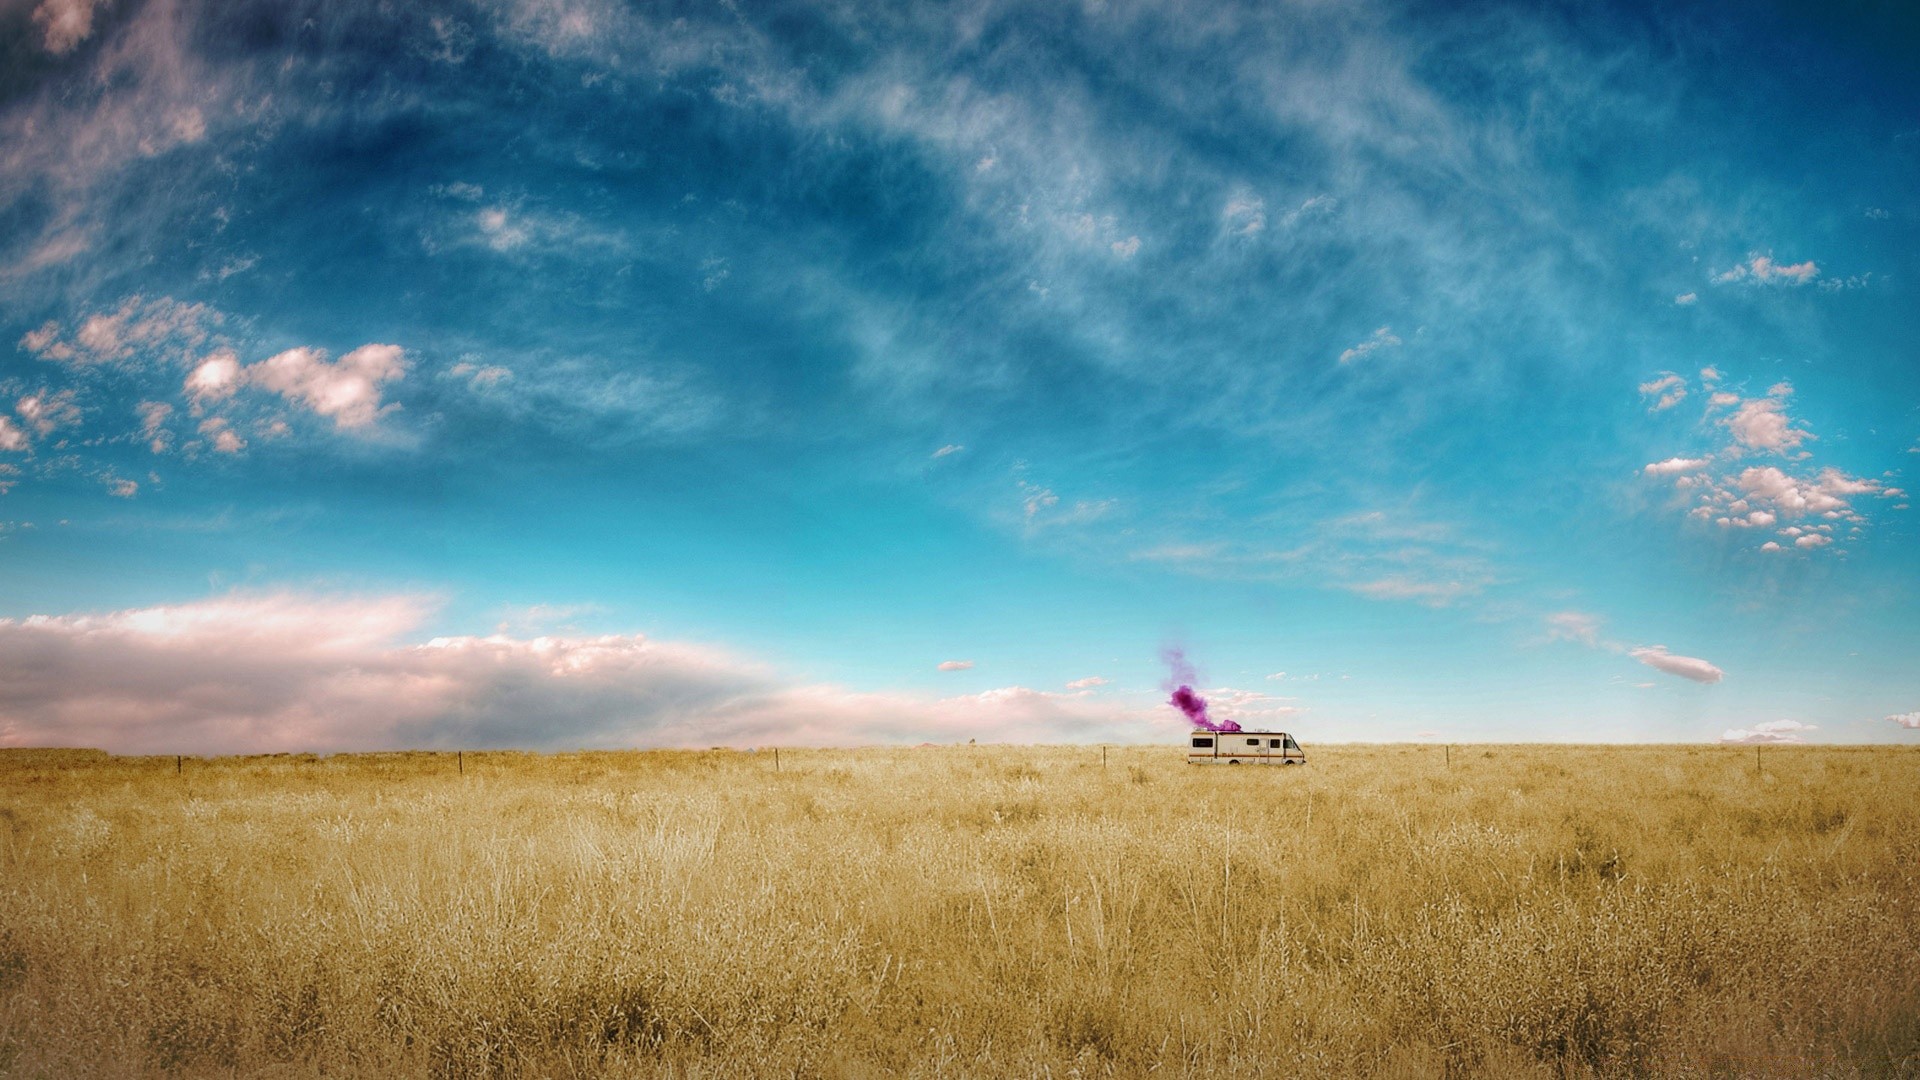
[1228,759,1240,765]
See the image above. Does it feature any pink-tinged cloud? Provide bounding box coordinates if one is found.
[16,391,80,436]
[136,401,173,453]
[247,344,407,429]
[1630,645,1724,684]
[1712,254,1819,286]
[1065,676,1108,689]
[186,349,243,404]
[1889,712,1920,730]
[1723,391,1811,454]
[1720,719,1816,744]
[32,0,108,54]
[0,594,1153,754]
[20,297,219,366]
[1644,456,1709,477]
[936,660,974,671]
[1638,373,1686,411]
[0,416,28,452]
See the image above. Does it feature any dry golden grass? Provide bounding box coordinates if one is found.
[1,743,1917,1078]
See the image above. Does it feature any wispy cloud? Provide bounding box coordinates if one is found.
[1544,610,1602,647]
[936,659,973,671]
[1638,373,1687,412]
[1338,326,1402,365]
[1133,507,1496,608]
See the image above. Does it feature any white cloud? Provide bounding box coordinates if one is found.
[1794,533,1830,549]
[1638,373,1686,411]
[246,344,408,429]
[104,476,138,498]
[1889,712,1920,730]
[932,443,964,458]
[1723,390,1811,454]
[1644,456,1709,477]
[20,297,220,366]
[185,348,243,405]
[1110,236,1141,259]
[0,593,1153,753]
[198,417,245,454]
[1711,253,1819,286]
[1545,611,1602,647]
[1349,576,1474,605]
[32,0,109,54]
[1222,192,1266,237]
[477,207,531,251]
[1065,676,1108,689]
[447,361,512,390]
[1277,195,1336,228]
[1720,719,1816,745]
[1674,292,1697,305]
[936,660,973,671]
[135,401,173,453]
[1020,479,1060,521]
[15,390,80,436]
[1630,645,1724,684]
[1699,366,1721,384]
[1338,326,1402,365]
[0,417,29,452]
[1651,372,1901,554]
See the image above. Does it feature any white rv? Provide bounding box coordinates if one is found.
[1188,729,1306,765]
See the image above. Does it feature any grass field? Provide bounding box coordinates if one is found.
[1,743,1917,1077]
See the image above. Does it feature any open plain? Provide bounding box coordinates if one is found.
[1,743,1916,1078]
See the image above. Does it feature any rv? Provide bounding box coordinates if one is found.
[1188,729,1305,765]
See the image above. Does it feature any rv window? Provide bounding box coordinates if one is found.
[1246,738,1260,746]
[1191,737,1213,749]
[1269,739,1282,749]
[1284,736,1300,750]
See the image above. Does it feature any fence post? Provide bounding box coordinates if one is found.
[775,747,781,773]
[458,751,463,775]
[1103,745,1108,768]
[176,755,182,775]
[1445,744,1451,768]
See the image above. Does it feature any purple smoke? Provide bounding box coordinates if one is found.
[1163,646,1240,733]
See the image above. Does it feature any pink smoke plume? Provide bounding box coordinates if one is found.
[1162,646,1239,732]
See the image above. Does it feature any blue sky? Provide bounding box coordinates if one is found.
[2,0,1917,752]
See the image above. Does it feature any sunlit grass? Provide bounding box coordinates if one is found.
[2,743,1916,1076]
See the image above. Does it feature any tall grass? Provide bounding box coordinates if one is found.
[2,744,1916,1077]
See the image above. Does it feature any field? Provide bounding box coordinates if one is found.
[1,743,1917,1078]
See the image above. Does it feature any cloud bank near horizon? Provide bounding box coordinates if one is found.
[0,593,1153,754]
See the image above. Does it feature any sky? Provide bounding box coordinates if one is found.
[2,0,1917,753]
